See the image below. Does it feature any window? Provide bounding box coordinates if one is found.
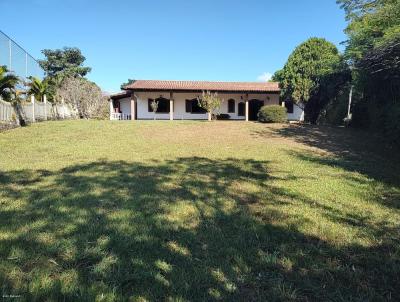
[185,99,207,114]
[238,102,245,116]
[284,100,294,114]
[228,99,235,113]
[148,97,170,113]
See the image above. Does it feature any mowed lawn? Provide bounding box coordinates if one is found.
[0,120,399,301]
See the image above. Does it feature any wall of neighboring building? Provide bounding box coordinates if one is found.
[287,103,304,121]
[134,92,280,120]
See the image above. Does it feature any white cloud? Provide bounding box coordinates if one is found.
[257,72,273,82]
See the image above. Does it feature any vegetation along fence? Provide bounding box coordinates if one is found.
[0,98,75,124]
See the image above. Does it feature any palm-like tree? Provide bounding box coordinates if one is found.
[27,76,50,102]
[0,65,19,101]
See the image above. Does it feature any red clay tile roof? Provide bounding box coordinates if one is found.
[123,80,280,93]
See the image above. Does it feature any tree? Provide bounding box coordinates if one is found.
[197,91,223,121]
[337,0,400,144]
[39,47,91,79]
[27,77,50,102]
[274,38,349,123]
[150,99,159,120]
[0,65,19,102]
[121,79,135,89]
[56,76,105,119]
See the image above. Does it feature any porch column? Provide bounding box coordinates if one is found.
[245,94,249,121]
[109,98,113,120]
[131,94,136,120]
[281,101,285,107]
[169,92,174,120]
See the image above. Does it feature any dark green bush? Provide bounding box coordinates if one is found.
[258,105,287,123]
[216,113,230,120]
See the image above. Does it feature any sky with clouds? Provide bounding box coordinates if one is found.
[0,0,347,92]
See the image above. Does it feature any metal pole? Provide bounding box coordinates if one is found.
[8,39,12,71]
[25,52,28,78]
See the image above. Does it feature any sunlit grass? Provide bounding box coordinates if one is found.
[0,120,399,301]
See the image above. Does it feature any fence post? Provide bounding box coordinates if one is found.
[31,95,35,122]
[43,94,47,120]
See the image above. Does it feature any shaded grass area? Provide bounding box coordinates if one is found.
[0,120,399,301]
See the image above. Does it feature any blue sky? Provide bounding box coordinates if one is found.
[1,0,347,93]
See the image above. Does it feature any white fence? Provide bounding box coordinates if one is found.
[0,98,75,124]
[110,113,132,120]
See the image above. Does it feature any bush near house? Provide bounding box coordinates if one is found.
[258,105,287,123]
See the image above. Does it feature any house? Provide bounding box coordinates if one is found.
[109,80,304,121]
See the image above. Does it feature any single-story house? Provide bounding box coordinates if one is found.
[109,80,304,121]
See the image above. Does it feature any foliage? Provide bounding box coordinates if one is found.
[121,79,135,89]
[337,0,400,144]
[56,76,105,119]
[197,91,223,120]
[27,76,51,102]
[216,113,230,120]
[0,65,19,102]
[258,105,287,123]
[0,121,399,300]
[39,47,91,79]
[150,99,159,120]
[274,38,350,123]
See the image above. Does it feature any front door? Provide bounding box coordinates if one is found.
[248,100,264,121]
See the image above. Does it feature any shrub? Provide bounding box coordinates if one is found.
[258,105,287,123]
[216,114,230,120]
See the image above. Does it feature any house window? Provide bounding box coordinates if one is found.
[284,100,294,114]
[148,97,170,113]
[185,99,207,114]
[228,99,235,113]
[238,102,245,116]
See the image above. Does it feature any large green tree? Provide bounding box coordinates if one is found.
[39,47,91,79]
[274,38,349,123]
[337,0,400,143]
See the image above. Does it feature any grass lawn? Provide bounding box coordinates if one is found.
[0,120,399,301]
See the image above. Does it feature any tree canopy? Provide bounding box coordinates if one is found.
[39,47,91,79]
[338,0,400,59]
[274,38,349,123]
[337,0,400,144]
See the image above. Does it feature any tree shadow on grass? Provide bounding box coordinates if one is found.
[0,158,399,301]
[254,124,400,188]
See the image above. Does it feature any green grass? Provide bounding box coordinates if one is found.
[0,120,399,301]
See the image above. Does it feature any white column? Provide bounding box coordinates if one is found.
[281,101,285,107]
[169,92,173,121]
[109,99,114,120]
[43,94,47,120]
[245,94,249,122]
[31,95,35,122]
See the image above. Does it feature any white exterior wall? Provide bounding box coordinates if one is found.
[134,92,280,120]
[118,97,132,115]
[287,103,305,121]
